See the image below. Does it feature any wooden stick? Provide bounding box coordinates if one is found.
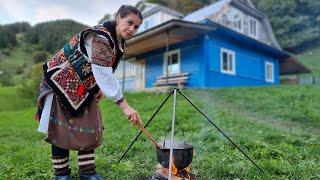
[136,122,162,148]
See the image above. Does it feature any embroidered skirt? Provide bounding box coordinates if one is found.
[45,94,103,151]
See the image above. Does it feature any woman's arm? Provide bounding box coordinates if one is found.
[85,34,142,125]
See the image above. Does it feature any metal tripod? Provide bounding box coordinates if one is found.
[117,88,264,179]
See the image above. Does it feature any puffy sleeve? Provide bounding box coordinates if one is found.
[84,34,124,104]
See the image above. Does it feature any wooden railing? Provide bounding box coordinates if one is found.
[154,72,189,89]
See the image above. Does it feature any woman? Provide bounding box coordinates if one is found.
[35,5,143,180]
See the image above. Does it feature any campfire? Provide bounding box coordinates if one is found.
[151,140,196,180]
[151,161,196,180]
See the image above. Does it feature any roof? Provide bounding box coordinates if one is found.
[183,0,229,22]
[183,0,281,50]
[126,19,310,75]
[238,0,255,8]
[230,0,265,18]
[125,19,215,58]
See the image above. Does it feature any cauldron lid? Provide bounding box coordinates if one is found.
[158,139,193,150]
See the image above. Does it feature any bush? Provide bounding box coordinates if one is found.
[2,48,11,56]
[16,66,24,75]
[32,51,48,63]
[0,71,14,86]
[18,63,44,100]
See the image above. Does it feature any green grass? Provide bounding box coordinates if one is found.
[0,45,35,85]
[0,86,34,111]
[0,86,319,179]
[297,45,320,76]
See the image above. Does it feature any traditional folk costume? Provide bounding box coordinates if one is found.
[35,21,125,177]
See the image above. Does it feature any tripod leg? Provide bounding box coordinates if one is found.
[178,89,264,174]
[168,89,177,180]
[117,90,174,163]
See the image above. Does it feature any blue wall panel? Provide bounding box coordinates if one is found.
[139,30,282,89]
[144,38,205,88]
[205,33,280,87]
[145,53,163,87]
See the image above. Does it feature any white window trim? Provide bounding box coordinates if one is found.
[249,17,258,39]
[233,13,243,33]
[144,17,151,30]
[163,49,181,76]
[220,48,236,75]
[265,61,274,83]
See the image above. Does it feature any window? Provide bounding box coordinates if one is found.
[265,62,274,82]
[144,19,150,30]
[143,14,158,31]
[220,48,236,75]
[164,49,180,75]
[249,17,258,38]
[233,14,242,32]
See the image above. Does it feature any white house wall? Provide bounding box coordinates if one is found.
[161,12,178,22]
[210,5,272,45]
[139,12,161,33]
[138,11,179,33]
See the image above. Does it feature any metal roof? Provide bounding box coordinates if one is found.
[183,0,229,22]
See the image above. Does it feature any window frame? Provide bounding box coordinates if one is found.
[163,49,181,75]
[265,61,274,83]
[233,13,243,33]
[220,48,236,75]
[249,17,258,39]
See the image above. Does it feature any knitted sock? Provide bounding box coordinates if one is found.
[51,145,71,176]
[78,150,96,175]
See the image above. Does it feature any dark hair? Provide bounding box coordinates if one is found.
[115,5,143,21]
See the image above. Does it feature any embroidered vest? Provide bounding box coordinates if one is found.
[43,22,125,116]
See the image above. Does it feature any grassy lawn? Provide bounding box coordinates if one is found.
[0,86,319,179]
[297,45,320,77]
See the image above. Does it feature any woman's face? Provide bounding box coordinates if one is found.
[116,13,142,39]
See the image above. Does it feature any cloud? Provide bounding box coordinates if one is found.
[0,0,140,26]
[0,0,36,23]
[34,5,73,24]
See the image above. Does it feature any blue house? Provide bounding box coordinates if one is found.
[116,0,310,91]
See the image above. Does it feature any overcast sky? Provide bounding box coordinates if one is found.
[0,0,140,26]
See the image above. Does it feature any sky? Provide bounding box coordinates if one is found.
[0,0,140,26]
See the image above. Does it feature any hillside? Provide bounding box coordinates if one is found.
[0,20,87,88]
[0,86,319,179]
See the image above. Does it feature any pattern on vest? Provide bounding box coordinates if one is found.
[92,35,114,67]
[48,50,68,71]
[51,62,96,109]
[42,22,124,115]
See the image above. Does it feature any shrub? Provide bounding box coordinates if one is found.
[0,71,14,86]
[2,48,11,56]
[18,63,44,101]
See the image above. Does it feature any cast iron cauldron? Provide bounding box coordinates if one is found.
[156,140,193,171]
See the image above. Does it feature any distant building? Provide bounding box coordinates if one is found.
[116,0,310,91]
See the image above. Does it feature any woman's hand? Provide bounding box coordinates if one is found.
[118,99,142,125]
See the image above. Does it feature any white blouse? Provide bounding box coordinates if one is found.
[38,34,123,133]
